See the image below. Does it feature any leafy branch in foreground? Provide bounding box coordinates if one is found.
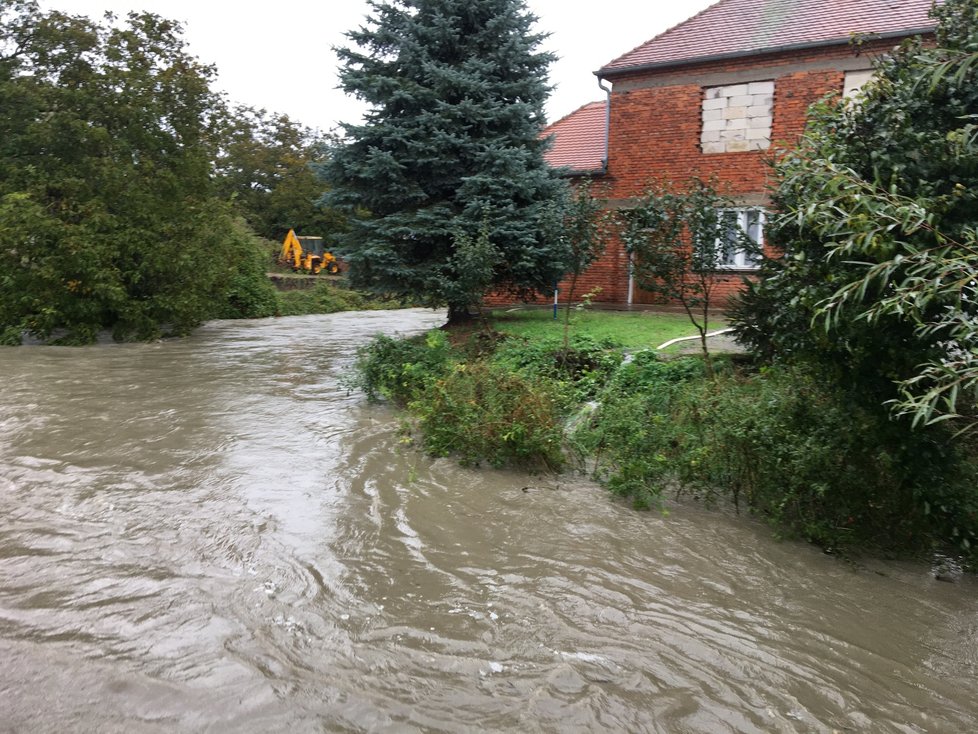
[804,168,978,429]
[733,0,978,433]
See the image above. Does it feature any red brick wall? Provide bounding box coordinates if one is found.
[488,38,918,308]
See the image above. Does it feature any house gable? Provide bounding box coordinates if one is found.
[500,0,943,308]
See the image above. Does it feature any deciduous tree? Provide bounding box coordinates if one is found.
[215,107,344,242]
[0,3,275,343]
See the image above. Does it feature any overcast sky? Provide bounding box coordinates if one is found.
[42,0,717,132]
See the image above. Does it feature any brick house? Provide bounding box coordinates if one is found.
[537,0,939,307]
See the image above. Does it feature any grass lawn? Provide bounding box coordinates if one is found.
[489,307,717,350]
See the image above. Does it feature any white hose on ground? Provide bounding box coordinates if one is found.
[656,328,734,351]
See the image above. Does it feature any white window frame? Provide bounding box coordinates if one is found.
[716,208,764,270]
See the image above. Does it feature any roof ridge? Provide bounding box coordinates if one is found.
[546,99,605,128]
[596,0,938,77]
[596,0,723,74]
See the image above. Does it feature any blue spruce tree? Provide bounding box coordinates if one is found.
[325,0,569,322]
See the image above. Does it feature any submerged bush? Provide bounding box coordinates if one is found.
[415,361,564,471]
[492,334,624,407]
[574,355,707,508]
[695,368,978,557]
[578,357,978,558]
[353,330,453,405]
[353,330,574,470]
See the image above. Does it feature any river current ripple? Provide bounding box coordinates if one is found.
[1,309,976,733]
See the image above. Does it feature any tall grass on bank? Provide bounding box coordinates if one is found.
[275,281,410,316]
[353,326,978,564]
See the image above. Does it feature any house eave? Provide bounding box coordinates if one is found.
[594,27,935,80]
[551,164,607,178]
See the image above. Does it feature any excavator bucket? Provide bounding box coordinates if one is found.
[279,229,304,271]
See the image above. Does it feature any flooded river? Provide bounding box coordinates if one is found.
[1,309,976,733]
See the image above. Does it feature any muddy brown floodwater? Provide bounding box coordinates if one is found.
[1,309,977,733]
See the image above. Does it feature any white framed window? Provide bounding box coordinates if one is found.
[717,208,764,269]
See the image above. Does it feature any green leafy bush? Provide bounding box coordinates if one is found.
[694,368,978,557]
[353,330,454,405]
[578,355,978,558]
[574,355,707,508]
[212,223,279,320]
[275,281,412,317]
[492,334,624,407]
[276,282,370,317]
[415,361,564,471]
[353,330,568,470]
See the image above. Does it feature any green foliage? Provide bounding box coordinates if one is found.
[574,355,707,509]
[731,0,978,429]
[577,357,978,557]
[325,0,571,319]
[353,330,454,405]
[622,177,757,375]
[414,361,564,470]
[214,107,345,242]
[491,334,623,406]
[275,280,408,317]
[213,220,280,320]
[0,3,275,343]
[546,182,612,346]
[693,369,978,557]
[441,220,499,323]
[353,328,569,470]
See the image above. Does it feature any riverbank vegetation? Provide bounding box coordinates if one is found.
[274,278,414,317]
[354,0,978,567]
[355,322,978,565]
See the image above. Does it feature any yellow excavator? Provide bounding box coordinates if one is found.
[279,229,339,274]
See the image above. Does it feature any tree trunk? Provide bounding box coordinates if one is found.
[445,303,475,326]
[699,331,715,379]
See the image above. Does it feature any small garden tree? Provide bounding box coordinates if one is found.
[442,220,499,328]
[548,182,611,349]
[621,177,757,376]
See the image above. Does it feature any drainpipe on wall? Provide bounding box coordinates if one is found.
[597,74,633,306]
[598,76,611,176]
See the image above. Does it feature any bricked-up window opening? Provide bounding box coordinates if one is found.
[716,208,764,269]
[701,82,774,154]
[844,69,875,99]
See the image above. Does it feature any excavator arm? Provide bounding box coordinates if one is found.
[280,229,304,270]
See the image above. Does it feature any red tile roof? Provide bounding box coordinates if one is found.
[599,0,940,76]
[542,100,607,174]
